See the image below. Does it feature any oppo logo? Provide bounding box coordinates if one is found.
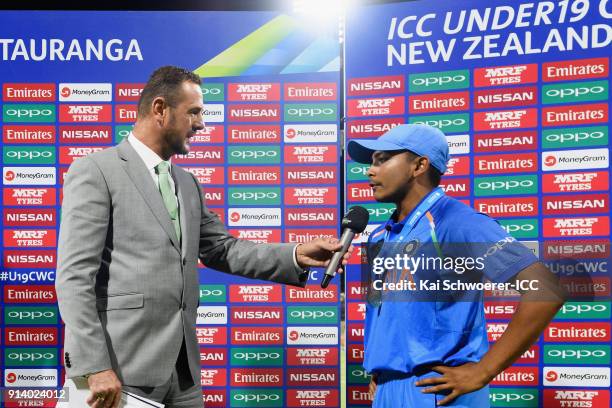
[504,224,535,233]
[367,207,394,217]
[6,109,53,118]
[414,118,466,129]
[562,303,607,314]
[200,289,223,297]
[233,394,280,402]
[8,310,55,320]
[489,392,535,403]
[411,74,466,87]
[350,166,368,175]
[545,131,604,143]
[478,179,534,191]
[233,352,280,361]
[6,151,53,160]
[545,85,605,99]
[230,150,278,159]
[7,352,54,362]
[202,88,222,95]
[117,129,130,138]
[287,108,334,117]
[231,192,278,200]
[547,349,607,359]
[290,310,335,319]
[351,368,368,378]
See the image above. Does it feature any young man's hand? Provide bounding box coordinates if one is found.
[415,362,491,406]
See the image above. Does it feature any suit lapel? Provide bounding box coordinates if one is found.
[117,140,181,252]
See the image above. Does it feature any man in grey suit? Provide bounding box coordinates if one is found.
[56,66,349,408]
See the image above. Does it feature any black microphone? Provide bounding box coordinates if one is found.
[321,206,369,288]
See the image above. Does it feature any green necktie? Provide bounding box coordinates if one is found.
[155,161,181,243]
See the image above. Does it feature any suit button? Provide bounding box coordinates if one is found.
[182,258,187,266]
[181,302,187,310]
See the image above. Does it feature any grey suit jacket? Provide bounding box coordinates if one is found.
[56,140,306,386]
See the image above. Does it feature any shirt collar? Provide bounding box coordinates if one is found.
[383,188,444,234]
[127,132,171,171]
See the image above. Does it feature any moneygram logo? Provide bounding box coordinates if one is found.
[283,124,337,143]
[228,187,280,206]
[230,389,283,407]
[489,388,538,407]
[227,208,281,227]
[3,167,56,186]
[542,126,608,149]
[410,113,469,133]
[203,103,224,123]
[59,83,112,102]
[284,103,337,122]
[4,306,58,324]
[228,146,279,164]
[409,69,469,92]
[543,367,610,387]
[543,80,608,104]
[544,345,610,365]
[196,306,227,325]
[230,347,283,366]
[4,348,57,367]
[4,369,57,387]
[3,104,56,122]
[286,327,338,345]
[446,135,470,155]
[542,148,609,171]
[3,146,56,164]
[201,83,224,102]
[287,306,338,324]
[199,285,226,303]
[475,175,537,197]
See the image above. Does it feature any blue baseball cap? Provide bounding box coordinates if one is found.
[347,124,450,173]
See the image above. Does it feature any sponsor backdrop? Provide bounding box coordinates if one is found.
[345,0,611,407]
[0,11,342,407]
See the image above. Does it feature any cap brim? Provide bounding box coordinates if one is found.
[347,139,405,164]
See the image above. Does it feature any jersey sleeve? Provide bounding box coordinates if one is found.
[448,211,538,283]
